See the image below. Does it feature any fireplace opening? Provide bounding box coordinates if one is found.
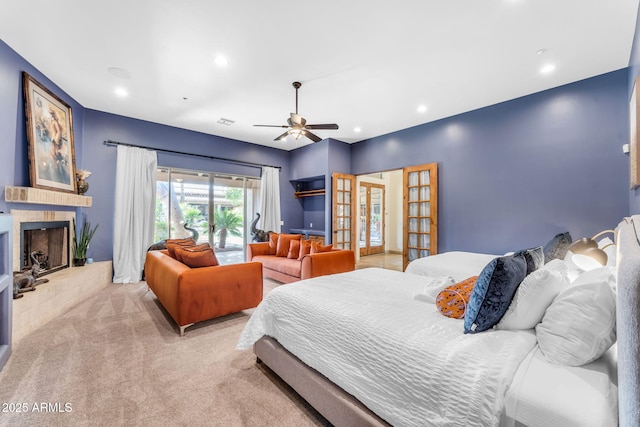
[20,221,70,276]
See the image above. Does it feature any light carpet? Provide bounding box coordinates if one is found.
[0,279,330,426]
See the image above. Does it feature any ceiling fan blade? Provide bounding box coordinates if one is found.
[305,123,339,130]
[254,124,289,128]
[274,131,290,141]
[303,130,322,142]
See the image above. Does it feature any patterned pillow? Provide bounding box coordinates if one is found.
[543,232,572,263]
[514,246,544,275]
[435,276,478,319]
[463,254,527,334]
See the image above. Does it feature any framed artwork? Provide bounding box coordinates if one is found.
[22,71,77,193]
[631,76,640,189]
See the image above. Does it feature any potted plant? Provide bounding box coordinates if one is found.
[72,218,98,266]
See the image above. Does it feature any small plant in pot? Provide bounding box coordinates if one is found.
[72,218,98,266]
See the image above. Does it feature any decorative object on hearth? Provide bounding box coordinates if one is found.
[72,218,98,267]
[250,213,271,242]
[13,265,49,299]
[75,169,91,195]
[22,71,77,194]
[254,81,339,142]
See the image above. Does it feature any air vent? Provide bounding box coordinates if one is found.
[217,118,235,126]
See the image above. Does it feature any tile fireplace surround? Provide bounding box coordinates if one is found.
[10,210,111,343]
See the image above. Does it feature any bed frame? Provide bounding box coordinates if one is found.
[254,216,640,427]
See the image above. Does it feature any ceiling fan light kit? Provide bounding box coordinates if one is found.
[254,81,339,143]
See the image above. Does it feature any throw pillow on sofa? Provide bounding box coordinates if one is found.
[311,242,333,253]
[166,238,196,258]
[298,240,312,260]
[287,240,301,259]
[174,243,210,263]
[176,246,219,268]
[276,234,302,257]
[268,232,279,255]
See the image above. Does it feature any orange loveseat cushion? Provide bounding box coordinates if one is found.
[175,245,219,267]
[166,238,196,258]
[276,234,302,257]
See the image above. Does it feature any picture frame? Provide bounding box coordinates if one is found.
[22,71,77,193]
[630,76,640,189]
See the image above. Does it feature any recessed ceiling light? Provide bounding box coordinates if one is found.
[114,87,128,98]
[107,67,132,79]
[417,105,427,113]
[354,127,361,133]
[217,118,235,126]
[536,48,549,55]
[540,64,556,74]
[214,55,229,67]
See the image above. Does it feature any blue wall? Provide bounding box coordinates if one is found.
[81,110,293,262]
[351,70,629,255]
[0,40,83,216]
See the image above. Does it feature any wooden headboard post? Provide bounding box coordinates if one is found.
[615,216,640,426]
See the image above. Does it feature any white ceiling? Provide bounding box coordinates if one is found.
[1,0,638,151]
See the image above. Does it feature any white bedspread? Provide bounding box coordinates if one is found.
[238,268,537,427]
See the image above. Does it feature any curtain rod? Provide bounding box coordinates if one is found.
[102,140,281,170]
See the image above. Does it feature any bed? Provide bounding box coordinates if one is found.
[237,216,640,427]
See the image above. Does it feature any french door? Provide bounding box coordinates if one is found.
[403,163,438,270]
[332,173,356,250]
[154,168,259,264]
[359,182,385,256]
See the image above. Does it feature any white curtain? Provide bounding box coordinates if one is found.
[259,166,281,233]
[113,145,157,283]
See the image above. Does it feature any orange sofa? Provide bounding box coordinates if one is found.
[246,242,355,283]
[145,250,263,335]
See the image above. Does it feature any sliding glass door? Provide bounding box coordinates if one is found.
[154,168,259,264]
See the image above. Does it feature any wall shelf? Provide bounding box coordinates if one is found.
[4,186,92,207]
[294,189,326,199]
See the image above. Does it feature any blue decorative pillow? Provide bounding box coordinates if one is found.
[514,246,544,275]
[543,232,572,263]
[463,255,527,334]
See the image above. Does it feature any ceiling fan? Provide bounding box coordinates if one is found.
[254,81,339,142]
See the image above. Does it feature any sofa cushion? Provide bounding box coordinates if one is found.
[174,243,210,262]
[311,242,333,253]
[253,255,302,278]
[298,239,312,260]
[268,233,279,255]
[276,234,302,257]
[166,238,196,258]
[287,240,301,259]
[177,246,219,268]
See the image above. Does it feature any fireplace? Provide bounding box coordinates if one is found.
[20,221,70,275]
[10,210,75,277]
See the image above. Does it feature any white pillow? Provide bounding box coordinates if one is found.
[535,269,616,366]
[496,266,566,330]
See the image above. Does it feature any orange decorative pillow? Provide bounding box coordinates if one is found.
[311,242,333,254]
[165,238,196,258]
[298,240,312,260]
[276,234,302,257]
[268,233,279,255]
[435,276,478,319]
[287,240,301,259]
[178,247,219,268]
[174,243,210,263]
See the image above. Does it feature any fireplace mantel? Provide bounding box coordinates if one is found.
[4,186,92,207]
